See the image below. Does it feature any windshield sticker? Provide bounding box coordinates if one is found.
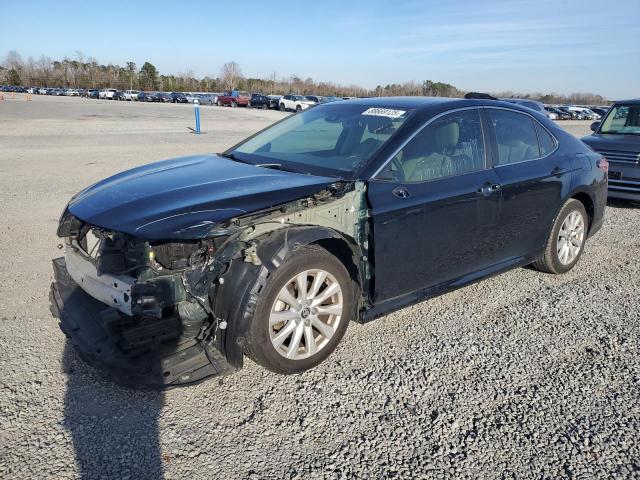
[362,108,406,118]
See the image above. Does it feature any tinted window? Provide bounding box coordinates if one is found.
[488,109,540,165]
[384,109,485,182]
[535,122,556,156]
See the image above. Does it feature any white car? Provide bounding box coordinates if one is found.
[98,88,118,100]
[279,94,316,112]
[38,87,48,95]
[123,90,139,101]
[66,89,80,96]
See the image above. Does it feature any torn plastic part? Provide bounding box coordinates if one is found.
[242,245,262,265]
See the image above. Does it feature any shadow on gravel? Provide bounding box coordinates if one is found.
[63,343,165,479]
[607,198,640,209]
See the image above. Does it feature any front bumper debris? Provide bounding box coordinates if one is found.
[50,257,235,388]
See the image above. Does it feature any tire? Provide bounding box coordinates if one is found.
[231,101,237,108]
[263,104,268,110]
[532,198,588,274]
[217,100,222,107]
[280,103,286,111]
[296,105,302,112]
[245,245,354,374]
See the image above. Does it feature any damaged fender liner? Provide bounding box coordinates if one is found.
[50,257,236,388]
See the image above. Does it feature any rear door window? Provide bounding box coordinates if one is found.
[487,109,541,165]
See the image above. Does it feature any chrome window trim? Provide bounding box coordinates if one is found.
[483,106,560,167]
[370,106,485,180]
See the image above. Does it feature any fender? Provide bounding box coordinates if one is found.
[211,226,364,368]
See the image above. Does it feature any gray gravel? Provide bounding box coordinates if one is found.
[1,95,639,479]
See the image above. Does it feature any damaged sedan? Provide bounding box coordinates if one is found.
[50,97,608,387]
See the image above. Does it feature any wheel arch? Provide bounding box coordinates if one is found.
[569,190,595,233]
[213,226,364,369]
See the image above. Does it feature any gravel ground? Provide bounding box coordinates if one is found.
[0,95,638,479]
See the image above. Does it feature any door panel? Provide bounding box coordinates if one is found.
[368,169,502,303]
[492,158,570,260]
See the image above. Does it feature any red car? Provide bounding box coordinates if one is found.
[216,91,250,107]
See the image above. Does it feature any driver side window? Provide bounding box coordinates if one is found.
[379,109,485,183]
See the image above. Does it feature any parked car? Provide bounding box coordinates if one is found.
[38,87,48,95]
[268,95,282,109]
[217,91,250,107]
[170,92,188,103]
[153,92,172,103]
[279,94,316,112]
[546,107,571,120]
[26,87,39,94]
[98,88,118,100]
[123,90,139,101]
[591,107,609,117]
[88,89,99,99]
[66,89,80,96]
[137,91,157,102]
[501,98,549,117]
[195,94,217,105]
[582,99,640,201]
[247,93,270,109]
[304,95,323,104]
[50,97,607,387]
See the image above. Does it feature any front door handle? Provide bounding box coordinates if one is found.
[477,183,502,196]
[392,186,410,198]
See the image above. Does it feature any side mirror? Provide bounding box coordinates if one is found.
[590,121,600,132]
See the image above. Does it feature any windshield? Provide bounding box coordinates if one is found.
[231,103,412,178]
[600,104,640,135]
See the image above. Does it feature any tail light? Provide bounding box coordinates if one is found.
[597,157,609,174]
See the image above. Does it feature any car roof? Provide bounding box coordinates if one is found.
[612,99,640,105]
[332,96,535,113]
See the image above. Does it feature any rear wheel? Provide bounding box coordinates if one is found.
[245,245,354,374]
[296,105,302,112]
[532,199,588,274]
[280,103,286,111]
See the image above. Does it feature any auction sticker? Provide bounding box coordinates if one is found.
[362,108,406,118]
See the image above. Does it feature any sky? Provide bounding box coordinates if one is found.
[1,0,638,99]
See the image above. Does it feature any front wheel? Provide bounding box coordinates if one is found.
[245,245,354,374]
[279,103,286,111]
[296,105,302,112]
[532,198,588,274]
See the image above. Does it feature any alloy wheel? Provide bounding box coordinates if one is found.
[269,269,343,360]
[557,211,585,265]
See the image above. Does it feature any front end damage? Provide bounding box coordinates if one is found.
[50,182,370,388]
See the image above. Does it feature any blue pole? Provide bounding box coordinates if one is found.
[194,101,201,134]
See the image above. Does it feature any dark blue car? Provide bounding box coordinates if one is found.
[50,97,607,387]
[581,99,640,201]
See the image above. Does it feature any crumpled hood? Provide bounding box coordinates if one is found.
[68,154,336,239]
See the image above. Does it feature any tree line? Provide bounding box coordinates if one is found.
[0,51,609,105]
